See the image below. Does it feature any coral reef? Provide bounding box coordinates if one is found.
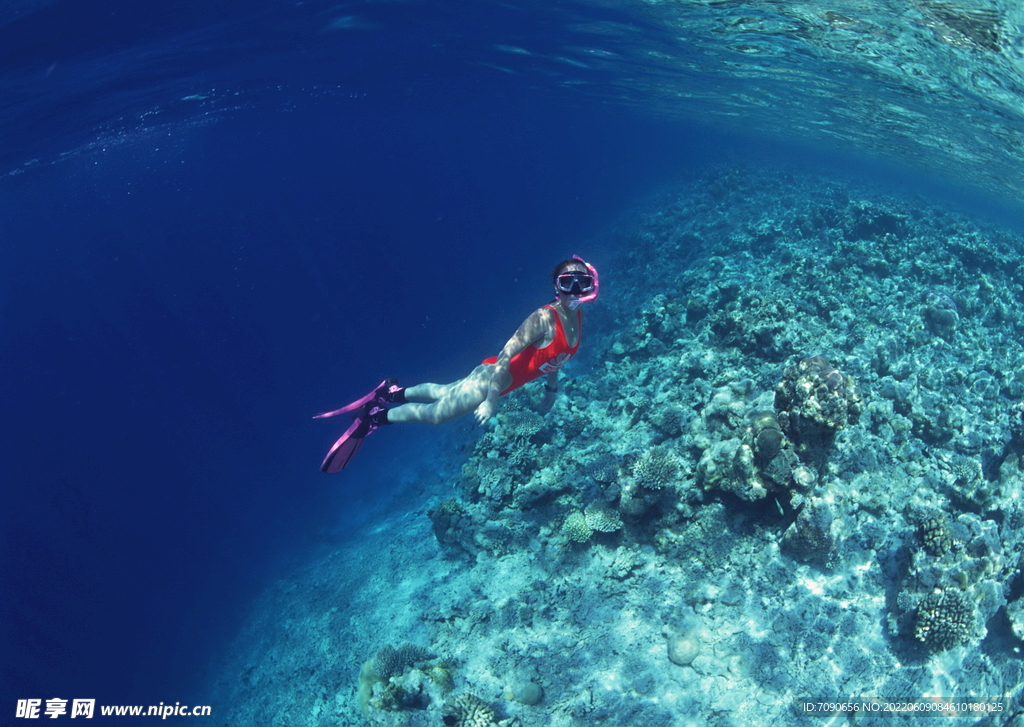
[780,497,837,565]
[774,354,861,464]
[922,289,960,340]
[696,398,802,502]
[211,168,1024,727]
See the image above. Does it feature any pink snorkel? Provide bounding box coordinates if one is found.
[572,254,599,304]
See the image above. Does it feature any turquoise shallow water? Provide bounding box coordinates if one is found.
[211,167,1024,726]
[5,0,1024,205]
[501,0,1024,203]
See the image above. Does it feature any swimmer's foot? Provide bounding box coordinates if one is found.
[313,378,405,420]
[373,379,406,406]
[319,403,390,473]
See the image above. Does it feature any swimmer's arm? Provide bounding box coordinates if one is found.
[474,308,552,425]
[536,306,578,413]
[537,371,559,414]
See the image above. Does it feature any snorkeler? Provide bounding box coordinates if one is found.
[315,256,599,472]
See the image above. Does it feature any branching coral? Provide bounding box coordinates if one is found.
[562,511,593,542]
[583,453,620,483]
[499,410,544,440]
[632,447,680,490]
[584,503,623,533]
[442,694,496,727]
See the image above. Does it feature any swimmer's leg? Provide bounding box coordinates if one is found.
[401,383,449,402]
[388,366,504,425]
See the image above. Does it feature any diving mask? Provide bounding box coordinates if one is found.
[556,255,600,310]
[555,272,595,295]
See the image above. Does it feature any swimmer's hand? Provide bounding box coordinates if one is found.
[537,388,557,414]
[474,398,497,426]
[476,372,504,425]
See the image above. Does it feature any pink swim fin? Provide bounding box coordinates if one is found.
[319,416,370,473]
[313,379,393,420]
[315,380,399,472]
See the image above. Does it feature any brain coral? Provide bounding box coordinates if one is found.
[748,411,785,462]
[650,405,686,438]
[371,643,435,679]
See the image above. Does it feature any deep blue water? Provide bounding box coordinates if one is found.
[0,1,724,710]
[3,0,1024,719]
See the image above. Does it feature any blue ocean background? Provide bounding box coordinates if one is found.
[4,0,1024,723]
